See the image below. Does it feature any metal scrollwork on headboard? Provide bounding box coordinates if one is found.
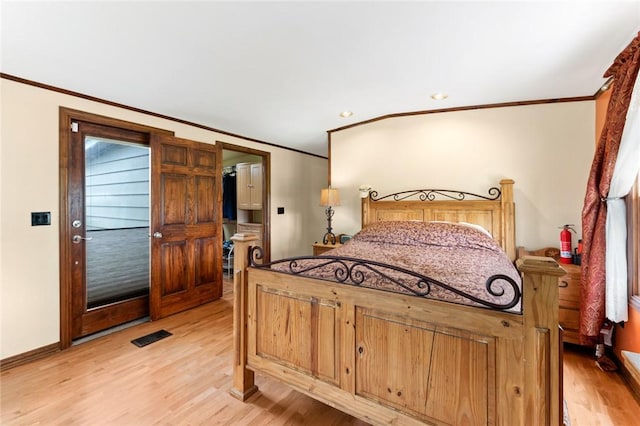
[368,186,501,202]
[248,246,521,312]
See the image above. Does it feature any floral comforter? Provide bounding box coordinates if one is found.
[271,221,522,313]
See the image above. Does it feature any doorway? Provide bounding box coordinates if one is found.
[59,109,224,348]
[220,144,271,264]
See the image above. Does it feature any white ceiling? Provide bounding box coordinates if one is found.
[2,1,639,157]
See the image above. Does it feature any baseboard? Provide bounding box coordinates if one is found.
[619,351,640,404]
[0,343,60,371]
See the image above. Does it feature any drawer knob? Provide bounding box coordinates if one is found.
[559,280,569,288]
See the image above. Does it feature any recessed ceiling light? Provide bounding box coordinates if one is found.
[339,111,353,118]
[431,93,448,100]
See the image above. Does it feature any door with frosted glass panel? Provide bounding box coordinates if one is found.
[69,122,150,339]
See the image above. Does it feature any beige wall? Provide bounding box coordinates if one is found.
[330,101,594,250]
[0,78,327,359]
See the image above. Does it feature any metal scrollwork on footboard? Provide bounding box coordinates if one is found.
[248,246,521,311]
[369,186,501,202]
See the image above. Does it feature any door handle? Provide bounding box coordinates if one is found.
[153,232,163,239]
[72,235,93,244]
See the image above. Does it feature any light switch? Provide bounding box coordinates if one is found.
[31,212,51,226]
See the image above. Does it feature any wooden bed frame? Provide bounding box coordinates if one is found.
[230,179,565,425]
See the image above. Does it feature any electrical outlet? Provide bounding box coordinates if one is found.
[277,207,285,214]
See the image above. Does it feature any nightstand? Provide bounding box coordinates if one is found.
[517,246,583,345]
[312,242,342,256]
[557,263,582,345]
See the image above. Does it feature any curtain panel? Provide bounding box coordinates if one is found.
[580,32,640,345]
[606,68,640,323]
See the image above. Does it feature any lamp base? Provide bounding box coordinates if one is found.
[322,232,337,245]
[322,205,337,245]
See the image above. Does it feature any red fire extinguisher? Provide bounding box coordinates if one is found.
[559,224,576,264]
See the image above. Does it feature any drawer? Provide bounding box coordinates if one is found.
[558,275,580,307]
[558,264,581,308]
[559,307,580,332]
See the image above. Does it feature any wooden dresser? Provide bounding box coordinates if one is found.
[517,246,582,345]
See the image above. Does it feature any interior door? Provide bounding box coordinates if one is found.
[150,134,223,320]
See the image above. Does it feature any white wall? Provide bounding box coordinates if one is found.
[0,78,327,359]
[330,102,594,250]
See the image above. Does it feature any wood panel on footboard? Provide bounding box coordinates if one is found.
[230,234,565,426]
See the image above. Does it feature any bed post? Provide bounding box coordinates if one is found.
[516,256,565,426]
[361,194,371,227]
[500,179,516,261]
[228,233,259,401]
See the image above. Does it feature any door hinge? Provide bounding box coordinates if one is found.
[70,122,79,133]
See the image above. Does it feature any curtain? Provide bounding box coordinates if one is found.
[606,65,640,322]
[580,32,640,345]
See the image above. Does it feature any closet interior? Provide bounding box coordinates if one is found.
[222,150,264,276]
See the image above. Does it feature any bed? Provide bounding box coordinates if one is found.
[229,179,565,425]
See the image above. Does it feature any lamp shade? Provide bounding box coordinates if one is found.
[320,188,340,206]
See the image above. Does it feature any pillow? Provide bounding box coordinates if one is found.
[354,220,501,252]
[458,222,492,238]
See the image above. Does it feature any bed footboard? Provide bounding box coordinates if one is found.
[230,235,565,425]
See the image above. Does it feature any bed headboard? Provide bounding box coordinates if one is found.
[361,179,516,260]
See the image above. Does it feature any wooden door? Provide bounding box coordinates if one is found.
[67,121,152,340]
[150,134,222,320]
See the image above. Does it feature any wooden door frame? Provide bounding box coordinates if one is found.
[219,142,271,263]
[58,107,174,349]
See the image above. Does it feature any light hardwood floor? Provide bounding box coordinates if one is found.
[563,345,640,425]
[1,280,639,425]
